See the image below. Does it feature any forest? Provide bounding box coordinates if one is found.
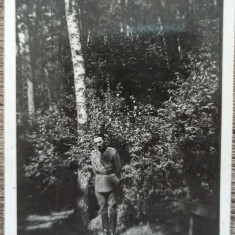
[16,0,221,234]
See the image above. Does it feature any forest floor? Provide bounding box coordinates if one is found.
[17,210,79,235]
[17,210,170,235]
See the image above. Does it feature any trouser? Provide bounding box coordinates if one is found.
[95,190,118,214]
[95,190,118,234]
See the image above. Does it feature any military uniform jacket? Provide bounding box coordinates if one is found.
[90,147,121,193]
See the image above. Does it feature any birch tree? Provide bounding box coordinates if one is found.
[65,0,87,126]
[64,0,91,230]
[17,21,35,116]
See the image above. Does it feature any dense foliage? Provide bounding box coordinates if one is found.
[17,0,221,233]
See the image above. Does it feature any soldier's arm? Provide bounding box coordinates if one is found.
[114,150,122,177]
[90,154,96,175]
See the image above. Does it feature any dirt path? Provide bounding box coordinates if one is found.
[18,210,162,235]
[18,210,83,235]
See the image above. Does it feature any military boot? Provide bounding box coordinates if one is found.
[101,212,109,235]
[109,212,117,235]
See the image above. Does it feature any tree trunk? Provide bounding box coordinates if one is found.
[17,22,35,116]
[65,0,87,126]
[177,36,183,61]
[64,0,90,231]
[75,170,92,229]
[43,68,53,111]
[158,16,170,70]
[16,28,25,117]
[27,79,35,116]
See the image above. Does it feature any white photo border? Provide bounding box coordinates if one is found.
[220,0,235,234]
[4,0,16,234]
[4,0,235,234]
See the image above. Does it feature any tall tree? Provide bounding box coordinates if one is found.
[64,0,91,231]
[65,0,87,126]
[17,20,35,116]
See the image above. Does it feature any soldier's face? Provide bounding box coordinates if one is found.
[94,137,105,151]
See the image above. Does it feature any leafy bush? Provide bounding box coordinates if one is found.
[20,52,219,224]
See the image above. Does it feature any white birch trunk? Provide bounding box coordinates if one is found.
[76,170,92,226]
[27,79,35,115]
[158,17,170,70]
[64,0,90,230]
[44,68,54,111]
[177,36,182,60]
[120,22,124,33]
[86,30,91,46]
[18,23,35,116]
[65,0,87,125]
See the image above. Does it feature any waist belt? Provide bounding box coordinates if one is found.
[96,169,114,175]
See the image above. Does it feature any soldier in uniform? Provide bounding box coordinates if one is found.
[90,134,121,235]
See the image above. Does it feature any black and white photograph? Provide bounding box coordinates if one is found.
[4,0,233,234]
